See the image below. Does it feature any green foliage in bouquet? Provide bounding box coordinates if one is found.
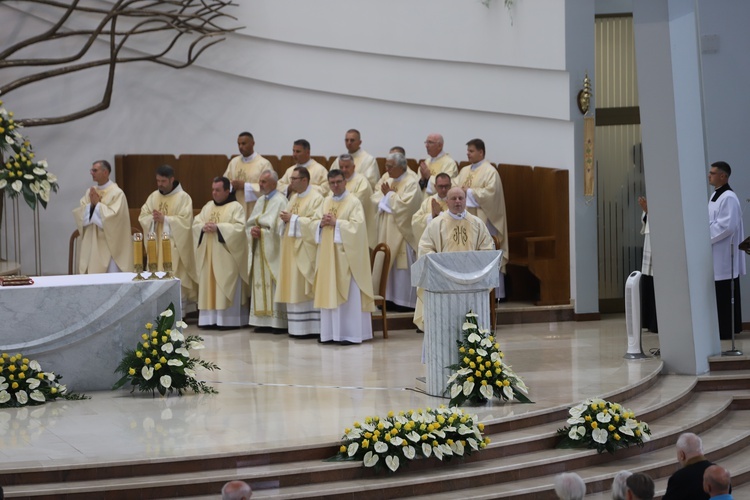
[446,311,532,406]
[113,303,219,396]
[0,352,87,408]
[557,398,652,454]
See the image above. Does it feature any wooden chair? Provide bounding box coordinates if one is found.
[370,243,391,339]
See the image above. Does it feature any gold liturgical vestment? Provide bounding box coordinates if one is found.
[370,170,422,290]
[139,184,198,302]
[413,211,495,329]
[330,149,381,190]
[275,188,325,304]
[72,182,133,273]
[423,153,458,197]
[411,194,448,245]
[456,160,509,271]
[223,154,274,217]
[247,191,287,323]
[344,172,377,248]
[192,200,249,311]
[277,161,330,198]
[314,193,375,312]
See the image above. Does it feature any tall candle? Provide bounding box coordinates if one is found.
[161,233,172,265]
[146,233,157,266]
[133,233,143,268]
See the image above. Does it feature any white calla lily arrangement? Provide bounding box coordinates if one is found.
[0,352,86,408]
[445,311,532,406]
[113,303,220,396]
[331,406,490,473]
[557,398,651,454]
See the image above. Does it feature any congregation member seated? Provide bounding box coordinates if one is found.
[554,472,586,500]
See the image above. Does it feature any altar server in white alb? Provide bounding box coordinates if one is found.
[73,160,133,273]
[708,161,745,340]
[246,170,288,331]
[314,169,376,345]
[139,164,198,303]
[193,177,249,328]
[223,131,275,218]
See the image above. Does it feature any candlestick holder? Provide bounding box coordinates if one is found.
[146,232,159,280]
[161,232,175,280]
[132,233,145,281]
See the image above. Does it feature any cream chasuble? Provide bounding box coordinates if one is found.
[192,200,249,311]
[345,172,377,249]
[246,191,288,324]
[411,194,448,246]
[457,160,509,271]
[139,184,198,302]
[423,153,458,197]
[73,182,133,274]
[370,170,422,291]
[330,149,381,189]
[275,189,324,304]
[277,160,330,198]
[223,154,274,217]
[414,211,494,329]
[314,194,375,312]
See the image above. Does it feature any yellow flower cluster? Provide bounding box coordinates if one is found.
[0,351,69,408]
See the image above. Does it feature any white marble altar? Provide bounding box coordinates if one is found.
[412,251,502,397]
[0,273,181,391]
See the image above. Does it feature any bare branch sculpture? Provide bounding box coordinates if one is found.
[0,0,241,126]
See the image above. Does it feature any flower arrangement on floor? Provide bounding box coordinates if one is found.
[113,303,220,396]
[331,406,489,473]
[445,311,532,406]
[0,96,59,210]
[556,398,652,454]
[0,352,86,408]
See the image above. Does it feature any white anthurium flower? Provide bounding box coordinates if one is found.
[466,312,478,318]
[462,380,475,397]
[568,427,582,440]
[451,441,465,456]
[33,167,46,175]
[480,338,493,348]
[390,436,403,446]
[421,443,432,458]
[441,443,454,456]
[57,384,67,394]
[30,390,45,402]
[0,179,6,190]
[347,442,359,457]
[443,426,457,433]
[29,360,41,371]
[176,320,188,329]
[462,322,475,331]
[40,180,50,191]
[515,379,529,394]
[167,359,183,367]
[458,425,474,436]
[385,455,399,472]
[433,429,446,439]
[40,160,49,168]
[23,174,33,180]
[183,368,196,379]
[161,342,174,354]
[345,429,362,440]
[374,441,388,454]
[457,367,472,376]
[26,378,40,389]
[29,182,39,194]
[476,348,488,358]
[467,437,479,450]
[406,431,420,443]
[597,412,612,423]
[433,446,444,461]
[467,332,482,343]
[490,352,500,362]
[447,373,458,385]
[160,309,173,318]
[6,135,14,145]
[640,427,651,442]
[567,416,585,425]
[160,375,172,388]
[16,390,28,405]
[479,384,494,400]
[381,420,393,429]
[592,428,609,444]
[618,425,635,437]
[45,373,55,381]
[403,445,416,460]
[175,347,190,357]
[503,385,514,400]
[0,391,9,404]
[170,330,184,342]
[39,189,49,202]
[450,384,462,399]
[361,423,375,432]
[569,404,586,417]
[363,451,378,467]
[141,366,154,381]
[188,341,204,350]
[11,180,22,192]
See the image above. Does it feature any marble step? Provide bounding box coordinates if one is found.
[697,369,750,392]
[708,353,750,372]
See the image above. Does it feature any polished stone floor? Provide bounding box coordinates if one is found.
[0,314,682,470]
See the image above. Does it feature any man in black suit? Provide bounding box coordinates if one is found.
[663,433,712,500]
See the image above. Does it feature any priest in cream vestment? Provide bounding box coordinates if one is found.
[457,139,509,297]
[328,129,381,189]
[193,177,249,328]
[73,160,133,274]
[411,172,452,244]
[314,170,376,344]
[417,133,458,199]
[223,131,275,218]
[277,139,330,198]
[337,154,376,248]
[414,187,495,329]
[139,165,198,303]
[246,170,288,330]
[275,166,325,337]
[371,152,422,308]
